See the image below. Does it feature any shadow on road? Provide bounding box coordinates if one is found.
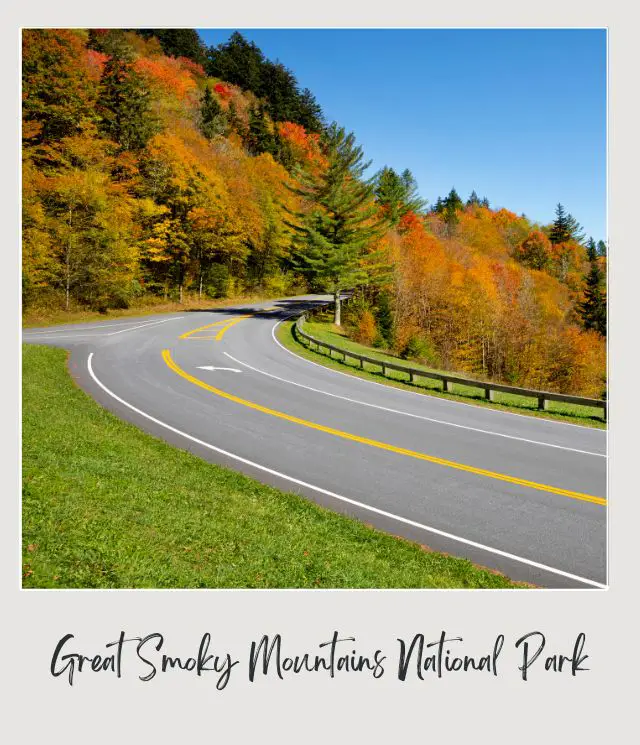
[184,298,331,320]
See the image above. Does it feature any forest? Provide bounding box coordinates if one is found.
[21,29,606,398]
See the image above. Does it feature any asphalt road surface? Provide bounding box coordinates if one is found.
[23,294,607,589]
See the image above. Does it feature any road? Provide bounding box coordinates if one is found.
[23,294,607,589]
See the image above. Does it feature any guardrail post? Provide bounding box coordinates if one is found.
[409,371,414,383]
[537,395,546,410]
[360,358,364,369]
[485,388,494,401]
[381,363,386,376]
[444,379,452,393]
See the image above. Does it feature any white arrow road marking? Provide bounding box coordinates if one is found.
[196,366,242,373]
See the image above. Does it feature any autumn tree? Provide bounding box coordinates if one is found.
[22,29,97,144]
[289,123,387,325]
[515,230,552,270]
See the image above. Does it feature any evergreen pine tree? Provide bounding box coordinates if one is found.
[442,188,463,236]
[374,166,426,226]
[199,87,227,139]
[467,190,481,206]
[247,106,276,156]
[586,237,597,262]
[135,29,207,65]
[288,123,389,325]
[549,203,585,245]
[99,49,160,151]
[374,291,395,347]
[579,258,606,336]
[597,240,607,257]
[444,187,463,211]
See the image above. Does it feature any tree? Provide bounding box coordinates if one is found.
[579,256,606,336]
[549,203,585,245]
[442,188,463,237]
[206,31,264,95]
[586,237,597,262]
[98,48,160,151]
[247,106,277,156]
[135,29,207,66]
[374,166,426,226]
[206,32,324,132]
[289,123,388,325]
[199,86,227,139]
[466,190,481,207]
[597,239,607,257]
[297,88,324,133]
[516,230,552,270]
[22,29,97,144]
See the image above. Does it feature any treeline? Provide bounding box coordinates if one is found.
[22,29,605,397]
[22,29,322,311]
[350,191,607,397]
[136,29,324,132]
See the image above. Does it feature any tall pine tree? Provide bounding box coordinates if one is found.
[289,123,388,325]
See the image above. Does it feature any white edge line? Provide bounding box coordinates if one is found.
[23,319,179,335]
[271,316,607,435]
[87,351,606,590]
[105,316,184,336]
[224,350,605,458]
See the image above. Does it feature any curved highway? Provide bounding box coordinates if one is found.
[23,294,607,589]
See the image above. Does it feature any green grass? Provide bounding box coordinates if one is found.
[22,344,521,589]
[278,315,606,429]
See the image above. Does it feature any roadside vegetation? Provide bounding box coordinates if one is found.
[22,292,271,329]
[22,344,521,589]
[278,312,606,429]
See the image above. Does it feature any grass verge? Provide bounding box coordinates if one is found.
[22,344,521,589]
[277,316,606,429]
[22,293,270,329]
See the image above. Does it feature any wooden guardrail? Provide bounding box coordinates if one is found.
[294,312,606,420]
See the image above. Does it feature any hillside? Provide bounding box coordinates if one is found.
[21,29,606,397]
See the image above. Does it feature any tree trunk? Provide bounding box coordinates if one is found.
[334,289,341,326]
[199,270,203,301]
[65,207,72,311]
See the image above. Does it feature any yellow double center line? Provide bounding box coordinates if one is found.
[162,349,605,507]
[179,315,253,341]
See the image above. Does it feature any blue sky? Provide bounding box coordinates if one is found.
[198,29,607,243]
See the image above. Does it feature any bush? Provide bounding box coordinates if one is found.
[204,264,230,298]
[352,310,377,346]
[374,292,395,348]
[400,334,439,366]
